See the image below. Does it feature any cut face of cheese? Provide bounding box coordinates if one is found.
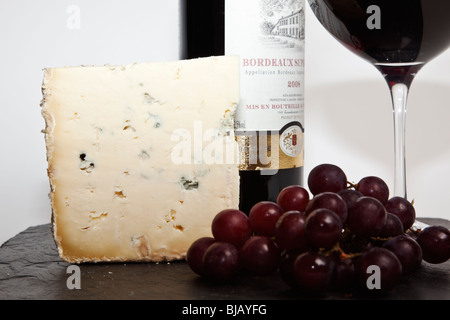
[41,56,240,263]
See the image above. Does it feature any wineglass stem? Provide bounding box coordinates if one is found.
[389,82,409,199]
[378,64,421,200]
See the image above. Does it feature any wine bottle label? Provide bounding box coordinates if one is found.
[225,0,305,172]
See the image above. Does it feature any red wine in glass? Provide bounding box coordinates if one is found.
[308,0,450,198]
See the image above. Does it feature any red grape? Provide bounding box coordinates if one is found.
[186,237,215,276]
[346,196,387,237]
[239,236,280,276]
[356,176,389,204]
[276,185,310,212]
[416,225,450,264]
[249,201,284,237]
[274,210,308,251]
[293,251,335,293]
[305,192,348,223]
[332,259,355,291]
[308,164,347,196]
[383,235,423,274]
[384,197,416,231]
[203,242,240,282]
[211,209,251,248]
[337,189,363,211]
[304,208,342,249]
[355,247,402,292]
[379,213,404,238]
[279,249,304,288]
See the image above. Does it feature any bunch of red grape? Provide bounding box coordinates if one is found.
[186,164,450,294]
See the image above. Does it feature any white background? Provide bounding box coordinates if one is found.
[1,1,450,245]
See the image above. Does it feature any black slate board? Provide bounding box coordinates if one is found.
[0,218,449,301]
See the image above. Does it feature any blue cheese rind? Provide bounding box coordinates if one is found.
[41,56,240,263]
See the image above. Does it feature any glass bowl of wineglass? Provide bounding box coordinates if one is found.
[308,0,450,199]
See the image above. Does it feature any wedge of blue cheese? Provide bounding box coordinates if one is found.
[41,56,240,263]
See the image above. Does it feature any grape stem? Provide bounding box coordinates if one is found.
[323,242,363,260]
[346,181,358,189]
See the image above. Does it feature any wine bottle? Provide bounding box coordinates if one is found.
[185,0,305,214]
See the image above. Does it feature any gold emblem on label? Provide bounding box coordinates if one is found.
[236,129,304,171]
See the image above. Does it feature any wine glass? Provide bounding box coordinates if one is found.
[308,0,450,199]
